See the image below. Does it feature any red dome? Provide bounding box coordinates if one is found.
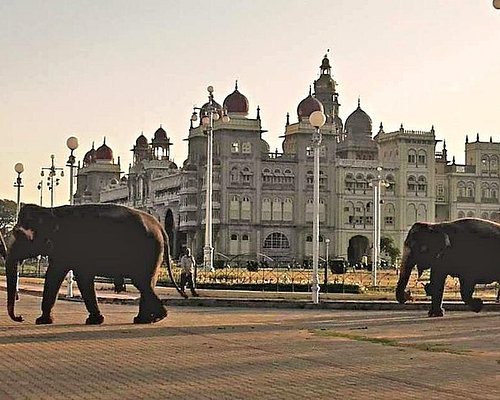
[223,82,249,115]
[83,143,96,166]
[95,141,113,161]
[297,92,324,121]
[136,133,148,147]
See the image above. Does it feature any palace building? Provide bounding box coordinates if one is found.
[73,54,500,264]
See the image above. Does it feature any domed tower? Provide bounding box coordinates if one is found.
[314,52,343,131]
[132,132,151,164]
[95,138,114,163]
[151,125,172,160]
[74,138,120,204]
[83,142,96,167]
[223,81,249,118]
[296,87,324,121]
[337,99,377,160]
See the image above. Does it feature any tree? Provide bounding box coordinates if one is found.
[380,236,400,265]
[0,199,17,233]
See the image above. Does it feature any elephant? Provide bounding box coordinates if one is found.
[396,218,500,317]
[4,203,183,325]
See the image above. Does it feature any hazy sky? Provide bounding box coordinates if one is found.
[2,0,500,206]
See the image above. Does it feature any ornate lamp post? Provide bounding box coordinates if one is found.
[309,110,326,304]
[66,136,79,205]
[370,166,389,286]
[191,86,229,271]
[14,163,24,222]
[65,137,78,297]
[41,155,64,208]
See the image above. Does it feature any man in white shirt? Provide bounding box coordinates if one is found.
[179,248,199,298]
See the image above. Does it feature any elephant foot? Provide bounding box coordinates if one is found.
[428,307,445,318]
[468,298,483,313]
[86,314,105,325]
[36,315,54,325]
[133,315,154,324]
[152,308,168,323]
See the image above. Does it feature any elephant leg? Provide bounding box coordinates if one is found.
[428,270,447,317]
[132,277,167,324]
[74,273,104,325]
[459,278,482,312]
[36,267,67,325]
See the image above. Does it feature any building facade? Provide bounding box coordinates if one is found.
[74,55,500,264]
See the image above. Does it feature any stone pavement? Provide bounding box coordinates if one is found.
[0,279,498,399]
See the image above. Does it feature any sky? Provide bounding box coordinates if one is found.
[1,0,500,206]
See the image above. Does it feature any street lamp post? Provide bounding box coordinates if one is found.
[14,163,24,222]
[65,137,78,297]
[13,163,24,300]
[309,110,326,304]
[370,166,389,286]
[191,86,229,271]
[41,155,64,208]
[66,136,79,205]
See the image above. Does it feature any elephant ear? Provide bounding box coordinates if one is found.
[426,226,451,258]
[17,204,57,240]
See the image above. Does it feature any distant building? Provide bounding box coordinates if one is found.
[74,54,500,264]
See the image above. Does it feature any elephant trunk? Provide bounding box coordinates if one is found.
[5,255,24,322]
[395,245,414,304]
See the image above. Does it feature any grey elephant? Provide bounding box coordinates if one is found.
[396,218,500,317]
[4,203,182,325]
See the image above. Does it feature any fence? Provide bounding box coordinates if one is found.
[1,258,498,300]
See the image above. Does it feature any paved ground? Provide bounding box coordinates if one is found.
[0,289,498,400]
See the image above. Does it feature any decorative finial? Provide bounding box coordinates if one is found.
[378,122,384,134]
[309,85,312,96]
[358,97,361,108]
[465,134,469,143]
[103,137,106,145]
[490,136,493,143]
[92,141,95,149]
[452,156,456,165]
[476,133,480,142]
[443,140,447,150]
[400,123,404,132]
[431,125,435,134]
[235,80,238,90]
[256,105,261,120]
[286,112,290,126]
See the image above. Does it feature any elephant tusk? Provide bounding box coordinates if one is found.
[18,227,35,241]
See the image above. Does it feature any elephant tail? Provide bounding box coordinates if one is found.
[161,229,184,297]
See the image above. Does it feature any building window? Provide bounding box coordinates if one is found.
[283,198,293,221]
[417,150,427,166]
[242,142,252,154]
[231,142,240,153]
[241,196,251,220]
[408,150,416,164]
[241,234,250,254]
[407,176,417,192]
[229,195,240,220]
[262,198,271,221]
[263,232,290,249]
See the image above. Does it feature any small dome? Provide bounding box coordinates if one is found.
[95,140,113,161]
[110,178,119,185]
[153,125,167,141]
[345,100,372,136]
[136,133,148,147]
[297,90,324,121]
[83,144,96,166]
[120,176,128,182]
[223,81,249,115]
[320,54,331,70]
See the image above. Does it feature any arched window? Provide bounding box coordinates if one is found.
[417,150,427,166]
[229,195,240,220]
[407,203,417,226]
[384,203,395,227]
[272,197,282,221]
[386,174,395,192]
[319,199,326,222]
[242,142,252,154]
[417,176,427,193]
[345,173,355,191]
[457,181,466,198]
[407,149,417,164]
[261,198,271,221]
[263,232,290,249]
[306,170,314,185]
[230,166,239,183]
[283,198,293,221]
[407,176,417,192]
[481,212,489,219]
[457,211,465,219]
[466,182,475,198]
[241,196,251,220]
[305,199,314,222]
[345,201,354,225]
[229,233,239,255]
[466,211,475,218]
[241,234,250,254]
[417,204,427,222]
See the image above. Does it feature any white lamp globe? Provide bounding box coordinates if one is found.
[309,111,326,128]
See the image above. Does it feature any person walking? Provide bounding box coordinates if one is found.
[179,248,199,299]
